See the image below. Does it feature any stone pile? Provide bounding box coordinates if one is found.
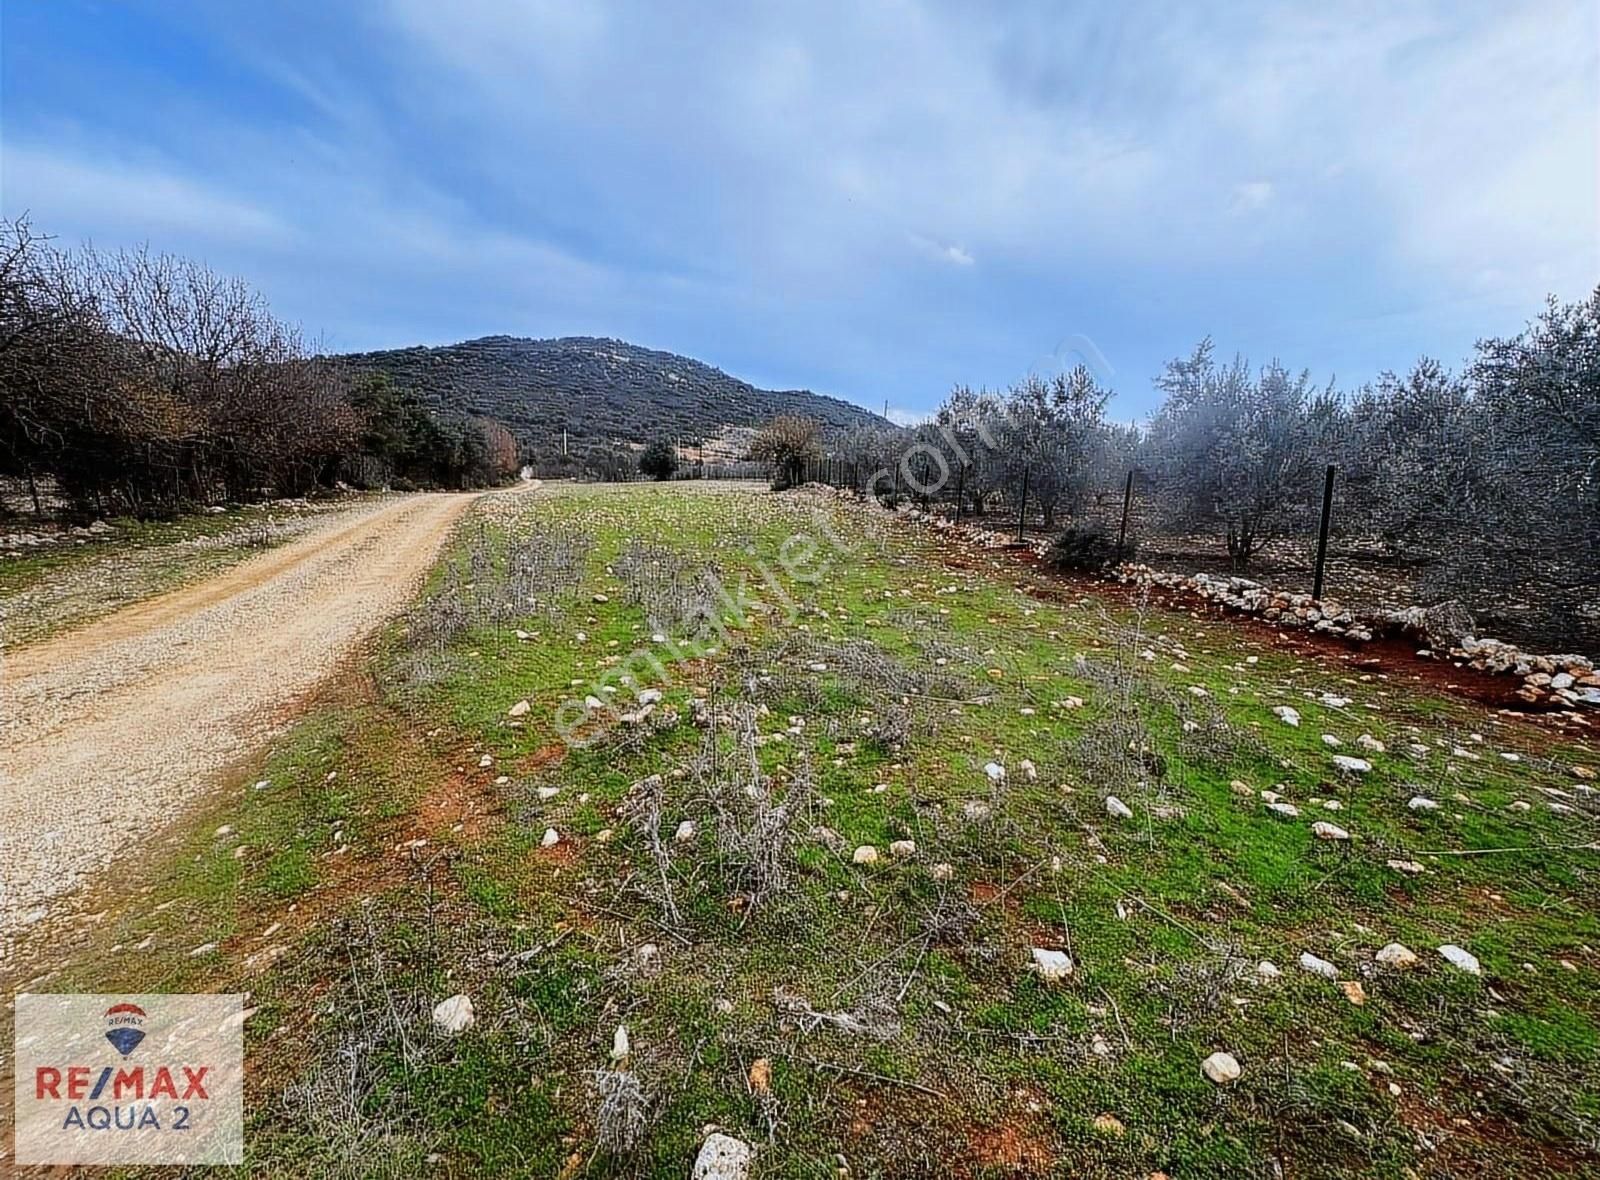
[1112,563,1598,712]
[803,486,1598,712]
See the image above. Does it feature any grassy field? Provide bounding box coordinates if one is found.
[11,481,1599,1178]
[0,498,357,646]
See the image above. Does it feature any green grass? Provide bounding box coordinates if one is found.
[17,482,1599,1179]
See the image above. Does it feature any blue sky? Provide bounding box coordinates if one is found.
[2,1,1595,421]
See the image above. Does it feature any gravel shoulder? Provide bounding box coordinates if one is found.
[0,489,508,945]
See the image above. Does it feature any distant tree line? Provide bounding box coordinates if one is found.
[0,217,519,517]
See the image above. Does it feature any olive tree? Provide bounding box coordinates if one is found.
[1143,340,1339,569]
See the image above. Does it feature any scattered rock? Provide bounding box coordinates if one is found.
[1256,960,1281,980]
[692,1132,753,1180]
[1267,801,1301,818]
[611,1024,630,1061]
[1340,980,1367,1005]
[1105,795,1133,820]
[675,820,697,843]
[1201,1051,1241,1085]
[1312,821,1350,841]
[1438,944,1482,975]
[852,845,880,866]
[1031,947,1074,981]
[1407,796,1440,812]
[1299,952,1338,980]
[888,839,916,858]
[433,994,475,1035]
[1330,755,1372,774]
[1376,943,1419,969]
[1272,706,1301,727]
[507,699,531,717]
[541,828,560,847]
[983,761,1006,783]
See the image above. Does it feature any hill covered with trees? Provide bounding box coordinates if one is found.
[333,336,887,462]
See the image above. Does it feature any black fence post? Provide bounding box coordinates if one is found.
[1116,470,1134,559]
[954,461,967,524]
[1016,464,1030,543]
[1313,464,1337,600]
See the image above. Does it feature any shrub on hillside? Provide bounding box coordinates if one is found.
[1046,524,1133,572]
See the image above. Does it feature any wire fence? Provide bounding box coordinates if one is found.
[798,456,1598,657]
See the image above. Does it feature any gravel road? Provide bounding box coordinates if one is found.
[0,490,490,947]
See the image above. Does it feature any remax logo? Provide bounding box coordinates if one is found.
[14,992,244,1165]
[104,1002,147,1057]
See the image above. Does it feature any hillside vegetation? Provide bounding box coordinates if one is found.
[335,335,887,458]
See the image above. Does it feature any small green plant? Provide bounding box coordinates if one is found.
[1045,522,1132,571]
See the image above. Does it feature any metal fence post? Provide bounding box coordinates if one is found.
[1016,464,1030,543]
[1116,470,1134,559]
[1313,464,1336,600]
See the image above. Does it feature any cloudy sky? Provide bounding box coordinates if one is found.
[2,1,1595,419]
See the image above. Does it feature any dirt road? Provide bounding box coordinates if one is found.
[0,490,489,946]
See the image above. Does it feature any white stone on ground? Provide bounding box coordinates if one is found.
[983,761,1006,783]
[889,840,916,858]
[507,699,530,717]
[541,828,560,847]
[432,994,474,1035]
[1438,944,1482,975]
[1299,952,1338,980]
[1267,801,1301,818]
[1256,960,1281,979]
[692,1133,753,1180]
[1031,947,1074,981]
[674,820,697,843]
[1312,822,1349,841]
[852,845,879,866]
[1375,943,1419,969]
[1272,706,1301,727]
[1105,796,1133,820]
[1201,1051,1242,1084]
[611,1024,630,1061]
[1331,755,1372,774]
[1408,796,1439,812]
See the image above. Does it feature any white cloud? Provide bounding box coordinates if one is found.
[910,233,975,266]
[1230,181,1275,214]
[1,143,291,246]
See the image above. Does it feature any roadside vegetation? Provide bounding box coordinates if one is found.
[0,497,357,646]
[10,482,1598,1178]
